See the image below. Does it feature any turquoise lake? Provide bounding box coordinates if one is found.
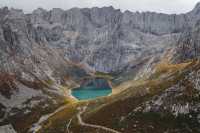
[71,86,112,100]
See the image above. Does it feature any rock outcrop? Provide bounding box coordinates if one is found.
[174,20,200,62]
[1,2,200,132]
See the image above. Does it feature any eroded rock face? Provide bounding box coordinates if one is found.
[1,4,200,74]
[2,3,200,74]
[30,7,180,72]
[0,7,89,129]
[0,6,195,73]
[80,78,110,88]
[174,21,200,62]
[1,3,200,132]
[17,3,200,73]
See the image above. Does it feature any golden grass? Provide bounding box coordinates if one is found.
[37,99,90,133]
[113,60,195,98]
[112,79,147,94]
[37,103,77,133]
[38,60,199,132]
[155,61,192,74]
[94,71,113,80]
[44,79,54,86]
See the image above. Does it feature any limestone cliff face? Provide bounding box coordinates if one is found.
[1,3,200,131]
[1,6,198,75]
[0,7,89,127]
[174,20,200,62]
[2,4,200,75]
[21,3,200,72]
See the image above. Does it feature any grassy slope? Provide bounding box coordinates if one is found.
[82,60,200,133]
[38,59,199,133]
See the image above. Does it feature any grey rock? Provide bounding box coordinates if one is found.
[1,2,200,129]
[173,20,200,62]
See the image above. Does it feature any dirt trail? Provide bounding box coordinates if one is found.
[77,105,121,133]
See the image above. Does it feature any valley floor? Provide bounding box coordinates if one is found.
[36,60,200,133]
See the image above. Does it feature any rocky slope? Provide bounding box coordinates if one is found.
[68,9,200,132]
[38,59,200,133]
[0,7,90,132]
[78,60,200,133]
[26,3,200,133]
[1,2,200,133]
[174,19,200,62]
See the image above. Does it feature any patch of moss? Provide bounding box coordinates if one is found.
[94,71,113,80]
[44,79,54,86]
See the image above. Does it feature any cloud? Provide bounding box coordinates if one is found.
[0,0,199,14]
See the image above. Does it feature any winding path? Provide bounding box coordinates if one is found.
[29,104,70,132]
[77,105,121,133]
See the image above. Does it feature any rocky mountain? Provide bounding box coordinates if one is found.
[0,7,90,132]
[174,20,200,62]
[1,2,200,133]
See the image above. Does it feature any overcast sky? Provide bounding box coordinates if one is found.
[0,0,200,14]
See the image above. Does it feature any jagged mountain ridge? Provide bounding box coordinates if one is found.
[2,4,200,73]
[174,17,200,62]
[29,3,200,133]
[2,2,200,74]
[1,2,200,133]
[0,6,91,132]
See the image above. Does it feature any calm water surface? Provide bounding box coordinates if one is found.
[71,86,112,100]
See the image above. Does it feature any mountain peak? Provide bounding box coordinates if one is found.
[195,2,200,9]
[33,8,47,15]
[191,2,200,14]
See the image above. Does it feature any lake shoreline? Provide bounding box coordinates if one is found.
[71,86,112,100]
